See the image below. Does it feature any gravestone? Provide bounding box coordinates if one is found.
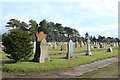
[91,45,94,49]
[33,32,49,62]
[66,40,74,59]
[80,41,84,47]
[39,39,50,63]
[75,41,79,48]
[97,45,100,48]
[94,45,97,48]
[100,44,103,48]
[107,47,113,52]
[61,44,66,51]
[36,32,47,41]
[85,32,92,56]
[53,42,57,49]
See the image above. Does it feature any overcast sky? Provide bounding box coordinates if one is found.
[0,0,119,38]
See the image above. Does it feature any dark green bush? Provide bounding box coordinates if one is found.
[2,29,33,62]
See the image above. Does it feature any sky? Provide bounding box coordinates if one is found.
[0,0,119,38]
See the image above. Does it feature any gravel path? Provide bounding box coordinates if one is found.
[9,56,118,78]
[32,57,118,78]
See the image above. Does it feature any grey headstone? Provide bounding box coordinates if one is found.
[86,39,92,56]
[39,39,50,63]
[107,47,113,52]
[75,41,79,48]
[80,41,84,47]
[66,40,74,59]
[53,42,57,49]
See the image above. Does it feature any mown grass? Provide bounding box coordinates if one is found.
[2,48,119,75]
[79,62,119,78]
[48,45,117,55]
[1,45,118,59]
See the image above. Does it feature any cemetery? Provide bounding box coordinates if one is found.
[0,19,119,78]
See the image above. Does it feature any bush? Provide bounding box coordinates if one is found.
[2,29,33,62]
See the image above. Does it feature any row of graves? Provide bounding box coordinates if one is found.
[32,32,119,63]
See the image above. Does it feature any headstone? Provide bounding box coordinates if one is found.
[100,44,103,48]
[66,40,74,59]
[85,32,92,56]
[91,45,94,49]
[75,41,79,48]
[113,43,116,47]
[36,32,47,41]
[94,45,97,48]
[80,41,84,47]
[86,40,92,56]
[33,32,49,63]
[39,39,50,63]
[61,44,66,51]
[97,45,100,48]
[107,47,113,52]
[53,42,57,49]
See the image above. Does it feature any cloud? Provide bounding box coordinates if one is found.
[16,16,32,24]
[1,0,118,38]
[76,24,118,38]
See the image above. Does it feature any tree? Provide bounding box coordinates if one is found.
[2,29,33,62]
[38,19,52,37]
[64,27,74,38]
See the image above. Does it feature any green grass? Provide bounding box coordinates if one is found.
[1,45,118,59]
[79,62,119,78]
[2,48,119,75]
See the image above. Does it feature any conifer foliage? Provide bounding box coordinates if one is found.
[2,29,33,62]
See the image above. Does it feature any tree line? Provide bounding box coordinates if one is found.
[4,18,120,43]
[2,18,120,62]
[5,19,81,42]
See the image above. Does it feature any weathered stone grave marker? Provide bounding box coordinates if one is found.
[53,42,57,49]
[33,32,50,63]
[85,32,92,56]
[80,41,84,47]
[66,40,74,59]
[39,39,50,63]
[75,41,79,48]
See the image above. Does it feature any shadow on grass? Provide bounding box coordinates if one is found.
[2,60,34,65]
[2,60,16,64]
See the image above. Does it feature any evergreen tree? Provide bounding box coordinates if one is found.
[2,29,33,62]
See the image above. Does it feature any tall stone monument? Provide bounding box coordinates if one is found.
[85,32,92,56]
[39,39,50,63]
[33,32,50,63]
[66,40,74,59]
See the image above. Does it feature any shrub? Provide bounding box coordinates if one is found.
[2,29,33,62]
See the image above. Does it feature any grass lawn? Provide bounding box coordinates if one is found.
[48,45,115,55]
[1,45,118,59]
[2,48,119,76]
[79,62,119,78]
